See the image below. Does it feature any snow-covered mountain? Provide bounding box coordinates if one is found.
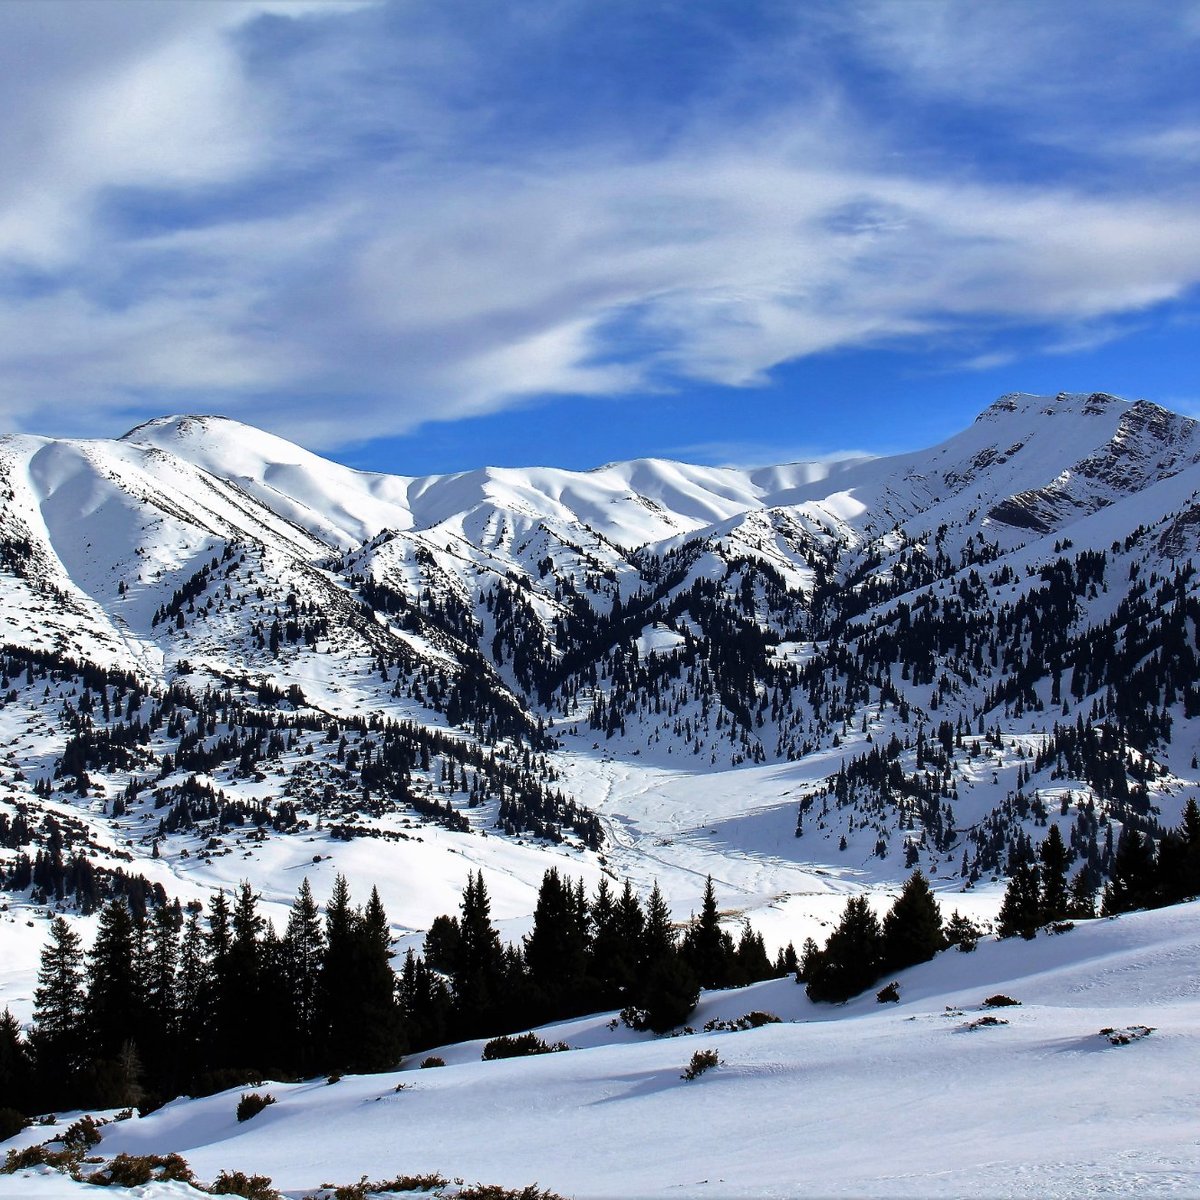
[3,390,1200,1010]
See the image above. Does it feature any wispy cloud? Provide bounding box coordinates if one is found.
[0,1,1198,448]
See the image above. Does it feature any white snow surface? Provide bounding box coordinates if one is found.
[2,902,1198,1199]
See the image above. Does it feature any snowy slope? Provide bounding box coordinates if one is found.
[3,902,1198,1199]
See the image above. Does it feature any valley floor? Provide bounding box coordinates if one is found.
[3,901,1198,1199]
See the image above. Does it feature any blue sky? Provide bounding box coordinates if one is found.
[1,1,1199,474]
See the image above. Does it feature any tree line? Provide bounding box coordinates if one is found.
[0,868,784,1119]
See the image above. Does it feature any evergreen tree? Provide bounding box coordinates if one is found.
[1067,868,1096,918]
[805,895,882,1002]
[281,878,324,1072]
[30,917,86,1102]
[881,870,944,973]
[680,876,735,989]
[452,870,506,1038]
[175,908,207,1079]
[225,881,264,1066]
[525,868,589,1021]
[319,874,360,1071]
[636,881,697,1031]
[351,886,404,1071]
[0,1008,32,1115]
[734,922,773,984]
[1102,826,1157,914]
[996,860,1041,939]
[85,899,142,1062]
[142,904,179,1083]
[1038,826,1071,922]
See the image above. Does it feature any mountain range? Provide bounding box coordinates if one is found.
[2,389,1200,994]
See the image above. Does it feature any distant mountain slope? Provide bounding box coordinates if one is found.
[2,390,1200,978]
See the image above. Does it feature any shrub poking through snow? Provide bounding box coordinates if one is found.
[1100,1025,1155,1045]
[681,1048,720,1080]
[208,1168,281,1198]
[983,994,1021,1008]
[89,1153,197,1188]
[455,1185,568,1199]
[419,1056,445,1069]
[620,1005,651,1031]
[2,1144,79,1175]
[962,1015,1008,1030]
[481,1033,568,1061]
[60,1115,104,1151]
[876,982,900,1004]
[702,1011,781,1032]
[236,1092,275,1123]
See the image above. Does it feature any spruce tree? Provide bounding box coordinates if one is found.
[637,881,697,1032]
[881,870,944,973]
[351,886,404,1071]
[681,876,735,989]
[1038,826,1071,922]
[1102,827,1157,914]
[31,917,86,1102]
[525,868,589,1021]
[805,895,882,1002]
[452,870,506,1038]
[281,878,324,1072]
[0,1008,32,1115]
[86,899,143,1062]
[997,859,1041,939]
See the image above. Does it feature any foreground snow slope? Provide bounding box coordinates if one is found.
[5,902,1198,1199]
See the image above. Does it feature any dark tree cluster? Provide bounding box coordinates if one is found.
[3,876,402,1116]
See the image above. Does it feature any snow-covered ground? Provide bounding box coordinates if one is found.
[3,901,1198,1198]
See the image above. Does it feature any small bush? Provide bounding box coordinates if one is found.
[619,1005,651,1031]
[0,1108,28,1145]
[1100,1024,1154,1045]
[944,910,981,952]
[91,1152,197,1188]
[876,982,900,1004]
[61,1115,105,1151]
[481,1033,568,1061]
[366,1173,450,1194]
[681,1048,720,1080]
[456,1187,567,1200]
[702,1011,781,1033]
[983,994,1021,1008]
[963,1015,1008,1030]
[2,1144,79,1175]
[236,1092,276,1123]
[326,1074,342,1085]
[209,1168,281,1199]
[419,1056,445,1069]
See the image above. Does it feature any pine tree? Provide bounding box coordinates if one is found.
[142,904,178,1082]
[85,900,142,1062]
[680,876,735,989]
[31,917,86,1101]
[996,860,1041,939]
[0,1008,32,1115]
[525,868,589,1021]
[281,878,324,1072]
[224,881,264,1066]
[805,895,882,1002]
[880,870,944,973]
[452,870,506,1038]
[1102,826,1157,915]
[1038,826,1071,922]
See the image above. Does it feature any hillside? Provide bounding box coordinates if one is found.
[2,389,1200,1007]
[3,901,1198,1198]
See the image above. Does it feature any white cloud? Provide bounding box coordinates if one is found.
[0,1,1198,449]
